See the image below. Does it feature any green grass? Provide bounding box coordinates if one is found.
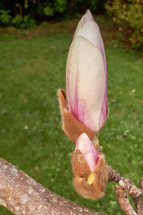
[0,22,143,214]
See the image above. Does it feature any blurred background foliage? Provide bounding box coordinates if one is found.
[0,0,106,25]
[105,0,143,50]
[0,0,143,50]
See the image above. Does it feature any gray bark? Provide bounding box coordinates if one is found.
[0,158,102,215]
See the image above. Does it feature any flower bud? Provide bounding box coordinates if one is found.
[58,10,107,142]
[72,133,108,199]
[66,10,107,133]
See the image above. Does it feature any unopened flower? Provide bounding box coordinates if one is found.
[72,133,108,199]
[58,10,107,142]
[58,11,109,200]
[66,10,107,133]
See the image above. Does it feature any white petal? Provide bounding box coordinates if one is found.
[74,10,94,39]
[75,18,106,73]
[66,36,105,132]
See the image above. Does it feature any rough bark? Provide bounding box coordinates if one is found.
[115,180,137,215]
[107,165,143,215]
[130,180,143,215]
[0,157,142,215]
[0,158,102,215]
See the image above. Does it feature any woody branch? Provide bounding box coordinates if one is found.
[107,165,143,215]
[0,155,142,215]
[0,158,102,215]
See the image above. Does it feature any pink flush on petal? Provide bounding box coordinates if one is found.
[66,10,107,133]
[75,133,98,172]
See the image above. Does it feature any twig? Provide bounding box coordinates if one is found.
[107,165,143,215]
[107,165,124,182]
[115,180,137,215]
[130,179,143,215]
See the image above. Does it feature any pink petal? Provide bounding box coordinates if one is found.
[66,11,107,132]
[75,133,98,172]
[66,36,105,132]
[74,10,107,129]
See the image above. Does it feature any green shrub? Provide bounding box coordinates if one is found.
[0,0,106,29]
[44,0,67,17]
[54,0,67,13]
[43,0,101,18]
[11,15,35,29]
[106,0,143,50]
[0,10,11,25]
[0,0,106,22]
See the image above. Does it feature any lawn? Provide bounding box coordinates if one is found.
[0,17,143,214]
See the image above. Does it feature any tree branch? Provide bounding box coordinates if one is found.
[107,165,143,215]
[130,180,143,215]
[0,156,142,215]
[0,158,102,215]
[115,180,137,215]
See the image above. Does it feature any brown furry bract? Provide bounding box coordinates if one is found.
[58,89,96,143]
[72,150,108,199]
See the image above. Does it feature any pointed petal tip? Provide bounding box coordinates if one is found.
[85,9,94,20]
[81,9,94,25]
[85,9,92,16]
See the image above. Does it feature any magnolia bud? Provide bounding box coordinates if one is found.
[58,10,107,143]
[72,133,108,199]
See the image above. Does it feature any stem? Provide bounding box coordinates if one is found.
[107,165,124,182]
[115,181,137,215]
[107,165,143,215]
[130,180,143,215]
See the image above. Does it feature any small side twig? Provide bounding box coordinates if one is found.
[115,180,137,215]
[107,165,143,215]
[107,165,124,183]
[130,179,143,215]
